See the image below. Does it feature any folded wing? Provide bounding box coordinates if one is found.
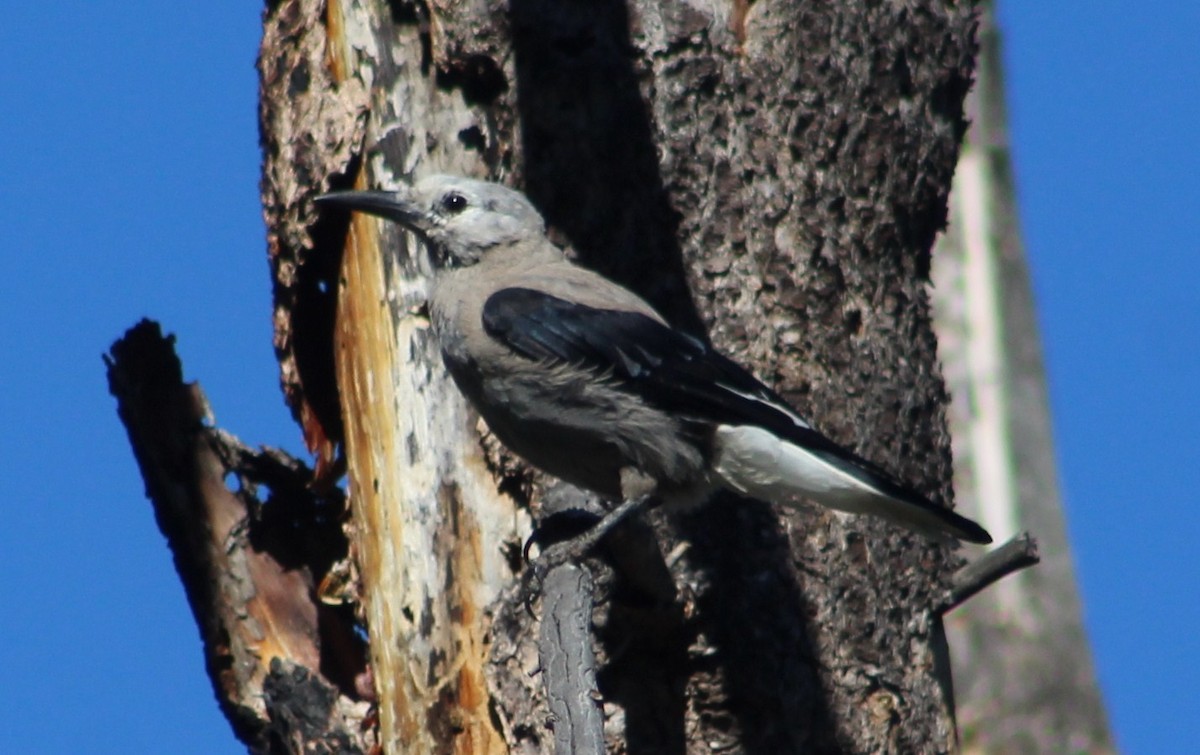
[482,287,991,544]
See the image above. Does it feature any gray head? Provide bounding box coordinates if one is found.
[316,175,546,269]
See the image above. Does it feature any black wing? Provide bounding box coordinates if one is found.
[483,287,835,449]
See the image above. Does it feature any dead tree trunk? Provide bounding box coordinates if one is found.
[931,5,1114,752]
[111,0,1015,752]
[259,0,990,751]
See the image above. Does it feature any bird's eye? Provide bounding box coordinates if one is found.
[441,192,468,214]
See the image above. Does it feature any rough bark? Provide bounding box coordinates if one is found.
[931,5,1114,752]
[249,0,985,752]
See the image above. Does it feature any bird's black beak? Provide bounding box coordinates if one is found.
[314,189,431,233]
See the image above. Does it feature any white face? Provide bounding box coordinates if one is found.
[411,176,546,269]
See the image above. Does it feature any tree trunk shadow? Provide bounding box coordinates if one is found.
[509,1,845,751]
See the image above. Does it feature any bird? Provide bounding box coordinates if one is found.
[315,175,992,546]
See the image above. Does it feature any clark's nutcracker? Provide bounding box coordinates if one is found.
[316,176,992,545]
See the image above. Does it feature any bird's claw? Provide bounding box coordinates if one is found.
[522,508,602,564]
[518,494,652,613]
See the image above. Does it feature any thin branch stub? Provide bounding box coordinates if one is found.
[941,531,1040,613]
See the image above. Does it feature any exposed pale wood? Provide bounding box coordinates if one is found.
[258,1,531,751]
[333,177,517,755]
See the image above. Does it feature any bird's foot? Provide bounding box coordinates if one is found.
[521,495,652,606]
[522,508,602,563]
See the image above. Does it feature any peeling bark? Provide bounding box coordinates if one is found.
[105,320,373,754]
[259,0,368,480]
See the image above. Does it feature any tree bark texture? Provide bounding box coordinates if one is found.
[106,321,374,754]
[258,0,983,752]
[930,6,1114,752]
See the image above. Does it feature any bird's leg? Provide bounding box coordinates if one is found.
[526,467,658,565]
[520,493,653,614]
[521,469,658,611]
[530,493,652,572]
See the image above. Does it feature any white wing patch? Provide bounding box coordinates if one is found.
[711,424,965,541]
[711,424,878,513]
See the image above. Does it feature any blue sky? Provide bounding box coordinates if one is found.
[1,3,1195,752]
